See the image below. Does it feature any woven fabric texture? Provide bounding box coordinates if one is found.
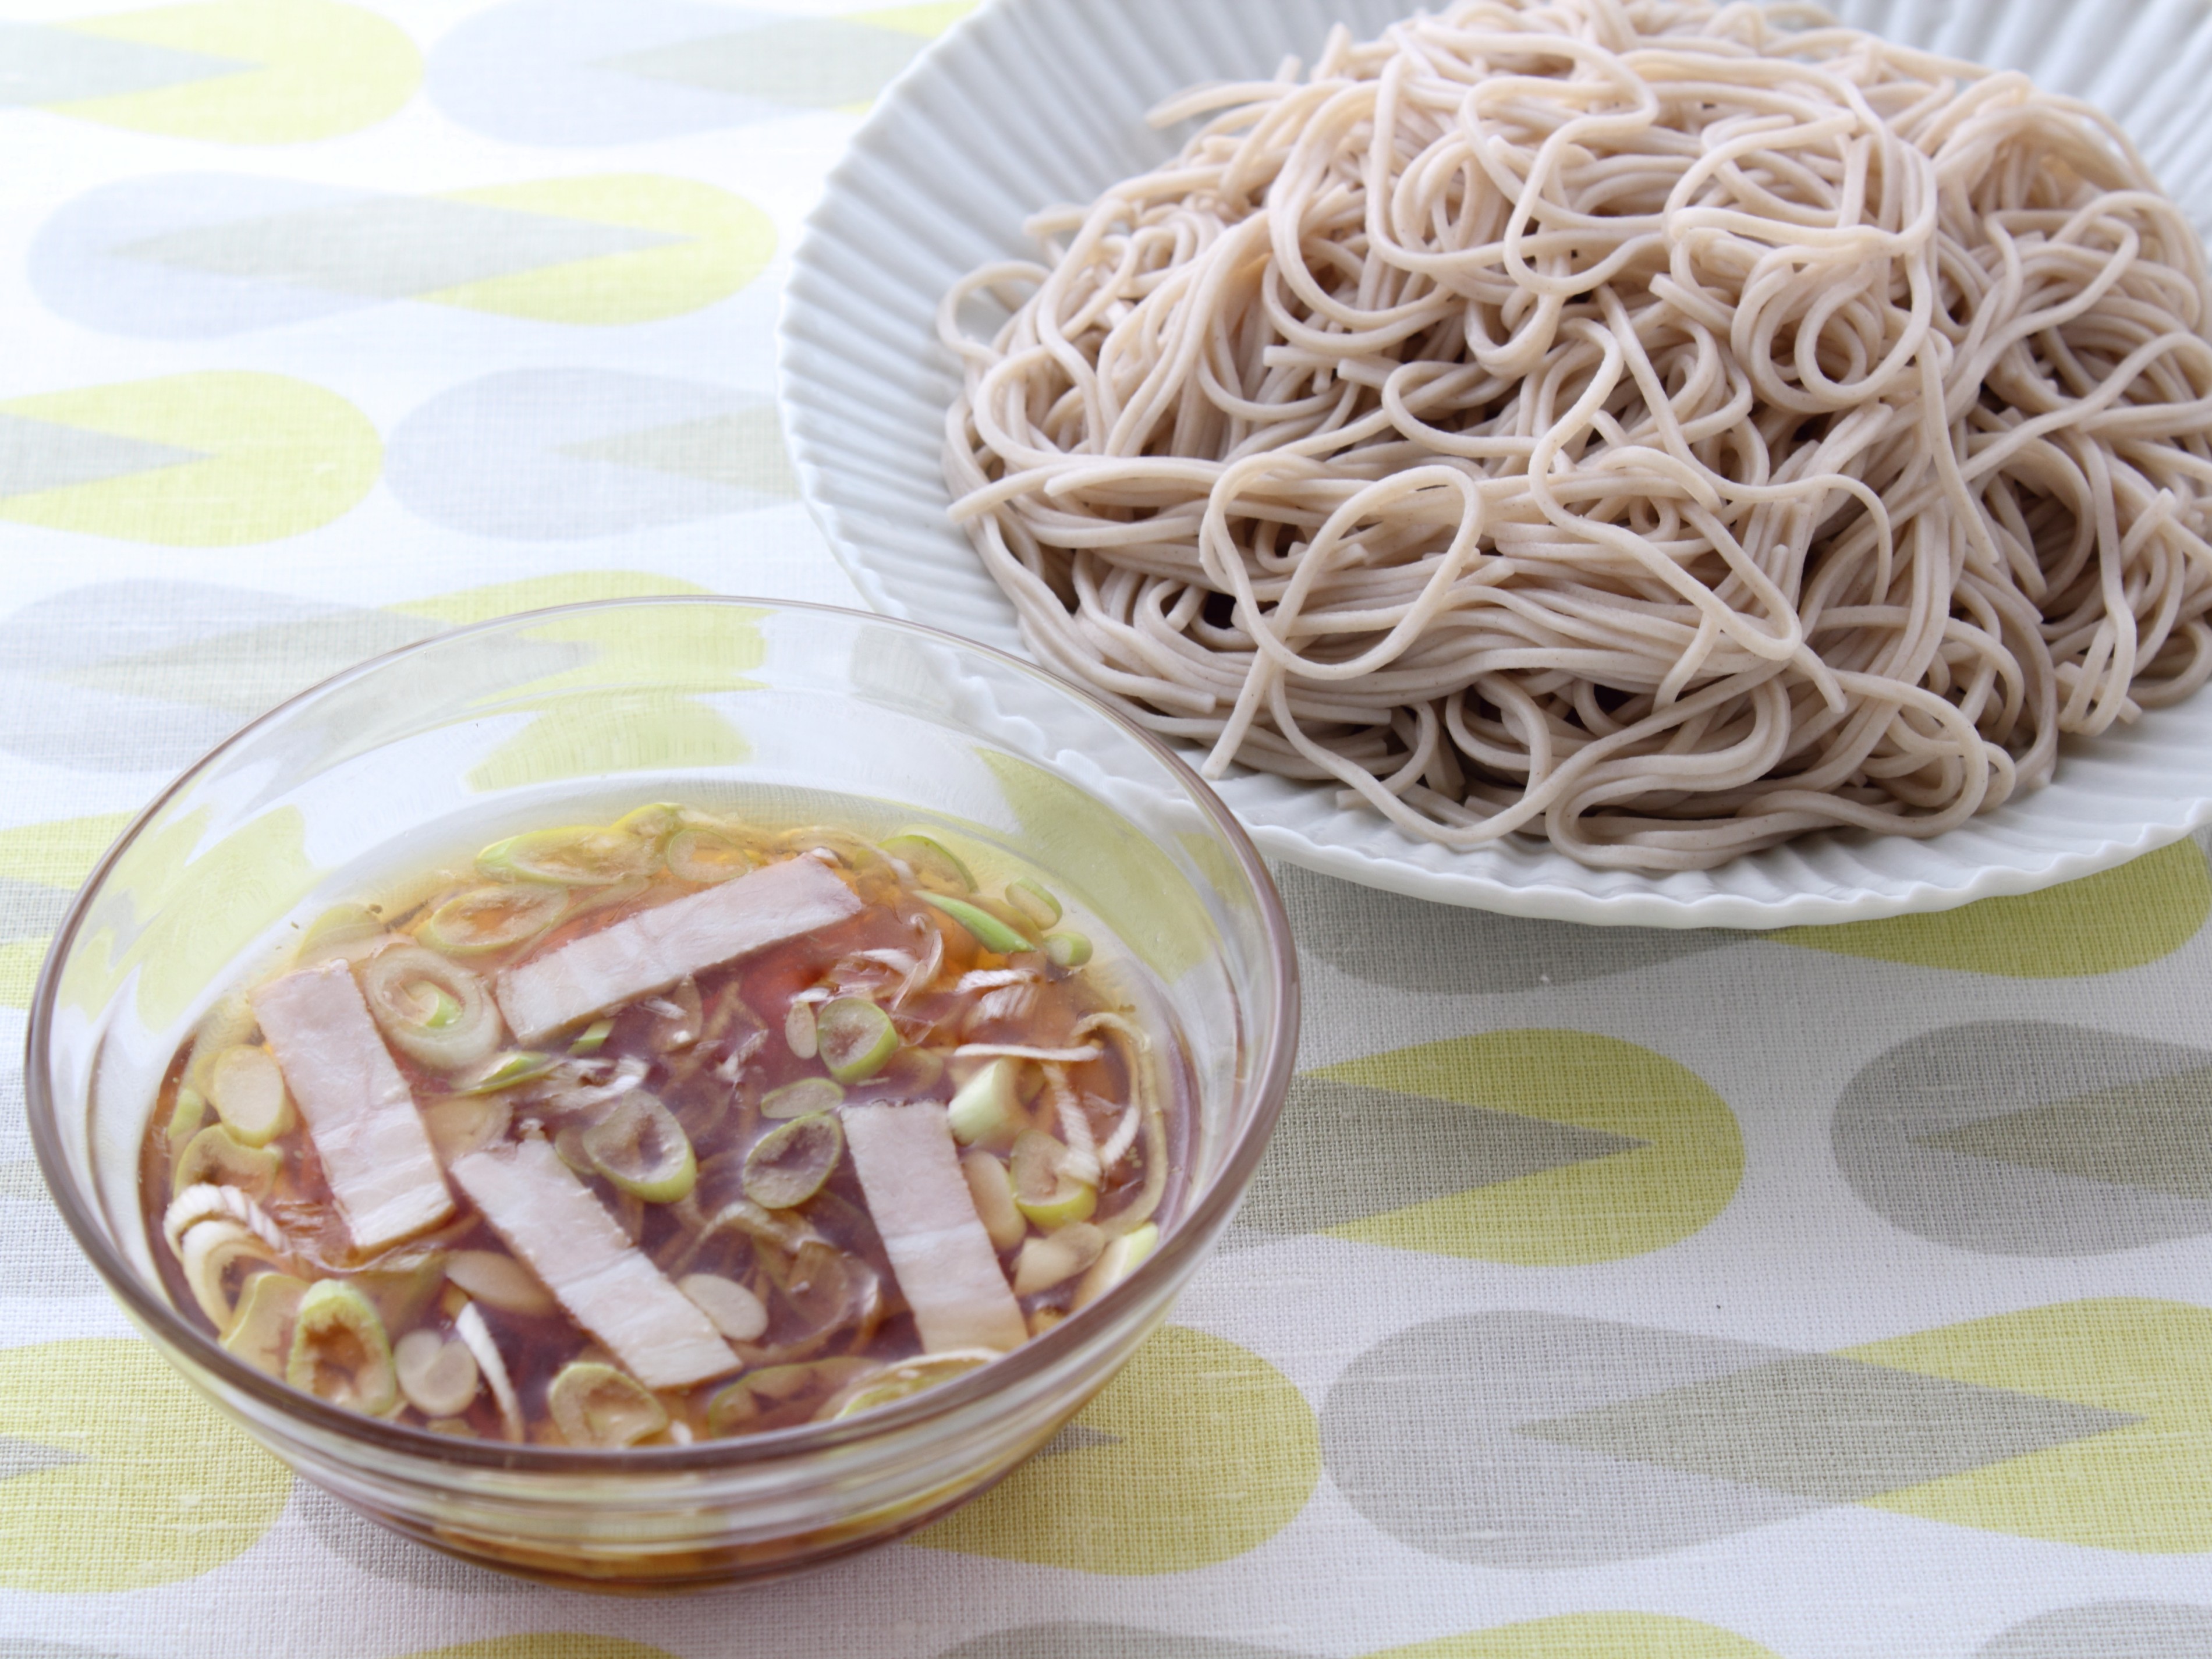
[3,3,2211,1656]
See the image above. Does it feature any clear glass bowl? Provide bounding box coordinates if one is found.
[24,597,1298,1589]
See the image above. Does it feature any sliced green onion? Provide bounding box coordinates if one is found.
[207,1045,293,1148]
[185,997,258,1097]
[302,902,380,947]
[817,997,898,1084]
[452,1050,557,1094]
[947,1057,1026,1150]
[417,882,567,956]
[961,1149,1026,1253]
[1075,1220,1161,1309]
[759,1239,872,1331]
[1010,1129,1097,1228]
[784,999,817,1060]
[677,1272,770,1342]
[451,1302,523,1442]
[1009,1128,1064,1197]
[477,824,655,887]
[569,1018,615,1057]
[350,1256,448,1336]
[179,1220,283,1333]
[761,1076,843,1119]
[977,894,1045,934]
[552,1122,593,1176]
[410,983,462,1029]
[580,1094,697,1203]
[1012,1221,1107,1295]
[1005,878,1062,928]
[547,1360,665,1448]
[556,872,651,926]
[919,892,1033,955]
[1014,1178,1097,1230]
[878,833,973,895]
[823,1350,997,1420]
[706,1357,880,1437]
[951,1055,1031,1097]
[1044,931,1093,969]
[360,946,501,1072]
[442,1249,556,1318]
[297,903,387,967]
[394,1328,480,1418]
[781,827,874,868]
[219,1271,307,1376]
[690,1196,814,1254]
[286,1280,397,1416]
[742,1113,844,1210]
[613,802,685,843]
[172,1125,282,1200]
[420,1094,512,1164]
[166,1086,209,1155]
[667,827,754,885]
[878,1044,946,1094]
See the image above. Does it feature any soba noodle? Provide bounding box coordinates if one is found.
[938,0,2212,870]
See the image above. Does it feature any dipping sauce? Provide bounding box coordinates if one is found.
[139,805,1183,1447]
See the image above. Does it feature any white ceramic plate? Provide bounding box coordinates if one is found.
[779,0,2212,928]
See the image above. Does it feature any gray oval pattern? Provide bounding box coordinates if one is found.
[1323,1311,2135,1569]
[1226,1072,1647,1249]
[1273,862,1735,997]
[429,0,931,144]
[1,1013,100,1299]
[1834,1021,2212,1255]
[1981,1602,2212,1657]
[385,369,795,541]
[938,1629,1304,1659]
[29,173,673,339]
[0,580,437,775]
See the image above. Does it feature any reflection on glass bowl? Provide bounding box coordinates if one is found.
[26,597,1298,1589]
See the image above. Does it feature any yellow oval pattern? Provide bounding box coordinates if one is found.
[52,1,419,143]
[1373,1614,1783,1659]
[916,1325,1318,1573]
[1846,1298,2212,1552]
[430,177,775,325]
[0,810,134,1009]
[1314,1030,1743,1265]
[0,1338,292,1591]
[403,1642,681,1659]
[1777,839,2212,977]
[0,373,379,547]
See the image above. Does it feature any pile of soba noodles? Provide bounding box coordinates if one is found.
[938,0,2212,870]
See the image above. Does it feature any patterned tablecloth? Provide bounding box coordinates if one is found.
[5,3,2212,1657]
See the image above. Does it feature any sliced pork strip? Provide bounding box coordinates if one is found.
[497,855,863,1044]
[449,1138,739,1391]
[844,1103,1028,1354]
[250,960,454,1254]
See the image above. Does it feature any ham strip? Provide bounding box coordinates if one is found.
[250,961,453,1253]
[844,1103,1027,1354]
[497,856,863,1044]
[449,1138,739,1391]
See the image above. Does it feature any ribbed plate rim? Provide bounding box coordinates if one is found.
[777,0,2212,928]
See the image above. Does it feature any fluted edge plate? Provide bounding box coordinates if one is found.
[778,0,2212,928]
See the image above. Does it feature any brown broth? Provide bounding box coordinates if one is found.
[140,809,1188,1447]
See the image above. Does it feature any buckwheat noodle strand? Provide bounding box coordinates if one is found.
[938,0,2212,870]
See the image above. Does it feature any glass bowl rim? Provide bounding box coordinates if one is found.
[24,593,1300,1473]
